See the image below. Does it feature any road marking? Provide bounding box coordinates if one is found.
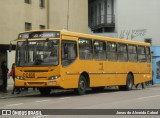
[60,97,71,100]
[35,99,50,103]
[5,103,24,107]
[138,95,160,100]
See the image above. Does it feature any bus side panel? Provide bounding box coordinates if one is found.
[104,61,121,86]
[114,62,128,86]
[88,61,126,87]
[127,62,139,85]
[134,62,152,84]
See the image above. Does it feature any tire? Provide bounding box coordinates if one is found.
[39,88,51,96]
[119,74,133,91]
[74,75,87,95]
[125,74,133,90]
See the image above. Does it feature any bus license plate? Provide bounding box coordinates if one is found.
[23,73,35,78]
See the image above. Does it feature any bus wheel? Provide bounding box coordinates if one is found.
[39,88,51,96]
[74,75,86,95]
[119,74,133,91]
[125,74,133,90]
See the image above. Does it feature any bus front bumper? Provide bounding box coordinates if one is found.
[15,79,59,87]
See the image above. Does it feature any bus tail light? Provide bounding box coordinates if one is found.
[49,75,60,80]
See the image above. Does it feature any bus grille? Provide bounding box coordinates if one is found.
[27,82,45,85]
[24,70,49,72]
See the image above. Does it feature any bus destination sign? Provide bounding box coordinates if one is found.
[18,31,60,39]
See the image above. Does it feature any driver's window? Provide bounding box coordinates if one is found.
[62,40,77,67]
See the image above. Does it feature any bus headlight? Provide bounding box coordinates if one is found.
[16,76,24,80]
[49,75,60,80]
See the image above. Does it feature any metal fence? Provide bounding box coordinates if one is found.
[89,14,115,28]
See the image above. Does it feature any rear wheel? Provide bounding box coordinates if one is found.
[119,74,133,91]
[39,88,51,96]
[125,74,133,90]
[74,75,86,95]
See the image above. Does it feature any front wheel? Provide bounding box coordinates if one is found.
[74,75,86,95]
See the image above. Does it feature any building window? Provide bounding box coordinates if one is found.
[144,38,152,45]
[25,22,32,31]
[25,0,31,4]
[88,0,115,33]
[40,25,45,29]
[39,0,45,8]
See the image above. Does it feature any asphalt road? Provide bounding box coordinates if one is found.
[0,85,160,118]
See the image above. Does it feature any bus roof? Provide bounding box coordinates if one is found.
[18,29,151,46]
[60,30,150,46]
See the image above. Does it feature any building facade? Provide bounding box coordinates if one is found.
[49,0,88,32]
[88,0,160,45]
[0,0,88,74]
[1,0,160,71]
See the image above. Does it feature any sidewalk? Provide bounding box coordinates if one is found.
[0,78,39,99]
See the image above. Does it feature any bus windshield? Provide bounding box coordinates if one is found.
[16,40,59,66]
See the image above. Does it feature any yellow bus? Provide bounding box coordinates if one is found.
[14,30,152,95]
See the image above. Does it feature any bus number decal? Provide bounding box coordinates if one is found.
[23,73,35,78]
[99,63,104,71]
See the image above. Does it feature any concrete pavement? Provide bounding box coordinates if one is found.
[0,78,39,99]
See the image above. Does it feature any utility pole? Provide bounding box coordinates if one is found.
[47,0,50,29]
[67,0,70,30]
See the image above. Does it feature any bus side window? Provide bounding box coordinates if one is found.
[62,40,77,67]
[93,40,106,60]
[128,45,138,62]
[79,38,93,60]
[146,47,151,62]
[106,42,117,61]
[117,43,128,61]
[138,46,146,62]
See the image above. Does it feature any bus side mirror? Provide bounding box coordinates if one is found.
[9,42,12,52]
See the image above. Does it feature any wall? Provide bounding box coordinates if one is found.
[0,0,47,45]
[49,0,88,33]
[0,0,88,44]
[116,0,160,45]
[7,51,15,72]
